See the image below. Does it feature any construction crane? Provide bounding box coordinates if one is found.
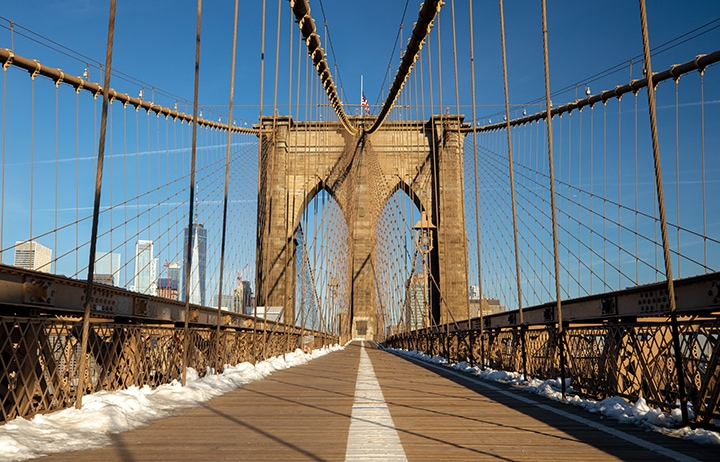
[237,263,249,285]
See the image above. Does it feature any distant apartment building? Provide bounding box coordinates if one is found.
[14,241,52,273]
[469,297,505,318]
[157,262,181,300]
[157,277,179,300]
[233,280,253,315]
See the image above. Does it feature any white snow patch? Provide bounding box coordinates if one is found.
[0,344,343,461]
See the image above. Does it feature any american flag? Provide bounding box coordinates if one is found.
[361,92,370,115]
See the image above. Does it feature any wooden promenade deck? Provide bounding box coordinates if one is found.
[39,341,716,461]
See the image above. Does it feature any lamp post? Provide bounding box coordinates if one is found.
[412,211,435,329]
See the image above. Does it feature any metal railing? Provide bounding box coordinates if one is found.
[385,275,720,427]
[0,314,335,424]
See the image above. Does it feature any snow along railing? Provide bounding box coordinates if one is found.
[384,272,720,429]
[0,314,337,424]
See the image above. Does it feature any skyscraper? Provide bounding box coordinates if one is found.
[183,224,207,306]
[133,240,157,295]
[157,277,178,300]
[95,252,121,286]
[167,262,181,290]
[14,241,52,273]
[157,262,181,300]
[233,280,252,314]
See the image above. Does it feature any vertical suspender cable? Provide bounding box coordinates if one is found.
[589,105,594,291]
[122,105,128,288]
[637,0,688,426]
[76,0,116,409]
[182,0,203,387]
[216,0,240,366]
[603,102,607,285]
[254,0,268,364]
[146,98,151,240]
[55,84,59,272]
[618,96,622,289]
[540,0,565,398]
[700,73,706,270]
[499,0,527,381]
[467,0,485,369]
[634,91,639,283]
[273,0,282,114]
[568,92,573,294]
[30,68,35,245]
[269,0,283,357]
[0,61,5,262]
[76,79,81,276]
[578,108,583,292]
[674,79,680,274]
[449,0,472,362]
[285,2,294,356]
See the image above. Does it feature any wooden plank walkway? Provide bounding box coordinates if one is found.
[38,341,717,461]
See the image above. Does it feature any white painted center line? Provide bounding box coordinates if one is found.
[345,342,408,462]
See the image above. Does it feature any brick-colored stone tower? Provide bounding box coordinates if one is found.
[256,115,470,340]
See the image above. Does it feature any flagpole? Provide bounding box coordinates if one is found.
[360,74,363,113]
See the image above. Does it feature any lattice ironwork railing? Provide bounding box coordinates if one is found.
[386,317,720,426]
[0,316,335,424]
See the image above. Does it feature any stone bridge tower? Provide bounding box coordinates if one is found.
[255,115,470,340]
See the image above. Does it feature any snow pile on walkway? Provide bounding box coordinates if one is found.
[390,348,720,446]
[0,344,343,461]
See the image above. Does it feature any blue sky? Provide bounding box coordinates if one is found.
[3,1,719,122]
[1,1,719,312]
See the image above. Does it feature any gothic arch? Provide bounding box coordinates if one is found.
[256,115,470,341]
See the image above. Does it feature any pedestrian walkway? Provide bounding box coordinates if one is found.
[38,341,716,461]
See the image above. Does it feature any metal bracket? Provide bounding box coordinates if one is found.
[638,289,669,314]
[22,276,55,306]
[543,306,555,322]
[601,297,618,316]
[133,297,149,317]
[709,281,720,305]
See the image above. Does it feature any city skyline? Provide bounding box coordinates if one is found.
[4,234,257,312]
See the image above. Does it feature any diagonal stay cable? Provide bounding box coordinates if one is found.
[289,0,356,135]
[366,0,444,135]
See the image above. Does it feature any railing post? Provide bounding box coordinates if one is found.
[468,326,475,367]
[520,325,528,380]
[480,325,486,370]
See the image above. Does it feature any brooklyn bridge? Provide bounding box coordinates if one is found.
[0,0,718,460]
